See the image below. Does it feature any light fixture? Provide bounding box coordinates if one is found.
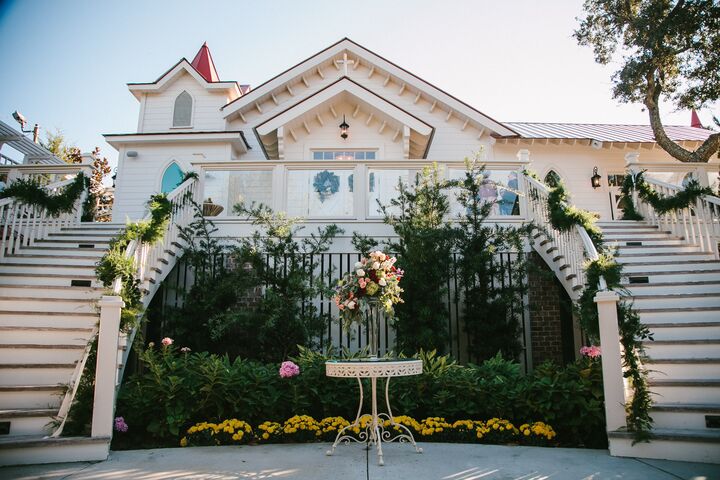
[591,166,602,188]
[126,151,138,158]
[12,110,40,143]
[339,115,349,139]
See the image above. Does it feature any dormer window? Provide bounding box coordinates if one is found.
[173,91,193,127]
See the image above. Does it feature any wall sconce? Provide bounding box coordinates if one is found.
[339,115,349,139]
[126,151,138,158]
[591,166,602,188]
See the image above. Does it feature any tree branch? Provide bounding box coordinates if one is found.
[644,71,720,163]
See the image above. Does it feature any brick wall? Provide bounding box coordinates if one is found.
[527,252,571,366]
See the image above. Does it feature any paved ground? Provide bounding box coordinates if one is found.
[2,443,719,480]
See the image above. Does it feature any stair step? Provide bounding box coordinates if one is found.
[0,409,56,436]
[632,293,720,309]
[624,270,720,283]
[32,239,111,248]
[1,255,100,267]
[606,237,686,245]
[0,272,99,288]
[0,325,95,344]
[644,321,720,341]
[616,245,703,254]
[0,344,86,363]
[652,404,720,430]
[0,285,104,300]
[608,428,720,463]
[0,264,97,277]
[12,246,107,257]
[0,435,110,466]
[0,363,77,384]
[624,281,720,295]
[643,339,720,359]
[0,385,65,410]
[638,307,720,325]
[622,261,720,274]
[645,358,720,380]
[604,232,683,240]
[650,379,720,404]
[0,298,97,314]
[616,252,716,263]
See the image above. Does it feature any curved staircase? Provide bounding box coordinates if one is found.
[0,223,123,464]
[599,220,720,463]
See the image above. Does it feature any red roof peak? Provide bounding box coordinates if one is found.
[191,42,219,83]
[691,109,703,128]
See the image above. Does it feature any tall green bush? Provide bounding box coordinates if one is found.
[376,164,454,354]
[452,158,532,361]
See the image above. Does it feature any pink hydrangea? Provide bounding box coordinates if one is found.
[279,361,300,378]
[161,337,173,347]
[580,345,602,358]
[114,416,128,432]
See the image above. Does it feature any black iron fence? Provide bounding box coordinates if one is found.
[157,251,528,367]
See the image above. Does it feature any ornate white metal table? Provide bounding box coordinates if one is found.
[325,358,423,466]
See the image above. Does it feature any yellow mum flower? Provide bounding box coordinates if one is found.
[180,437,188,447]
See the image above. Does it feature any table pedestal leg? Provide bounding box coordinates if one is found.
[326,377,366,456]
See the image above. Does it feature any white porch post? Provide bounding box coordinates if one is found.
[91,295,124,438]
[594,289,627,432]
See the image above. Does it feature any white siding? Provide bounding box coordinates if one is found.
[140,72,228,132]
[112,143,229,220]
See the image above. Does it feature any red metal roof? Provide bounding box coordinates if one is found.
[191,42,219,83]
[503,122,714,143]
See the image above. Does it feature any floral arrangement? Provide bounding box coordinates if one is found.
[180,415,556,447]
[333,250,404,325]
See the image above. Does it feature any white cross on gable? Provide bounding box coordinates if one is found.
[336,53,355,76]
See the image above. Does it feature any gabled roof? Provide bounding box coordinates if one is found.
[256,77,432,136]
[190,42,220,83]
[221,38,517,137]
[503,122,714,143]
[127,55,243,101]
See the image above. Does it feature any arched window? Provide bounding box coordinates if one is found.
[161,162,184,193]
[682,172,695,187]
[544,170,562,188]
[173,91,192,127]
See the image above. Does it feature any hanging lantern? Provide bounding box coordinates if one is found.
[591,166,602,189]
[339,115,349,139]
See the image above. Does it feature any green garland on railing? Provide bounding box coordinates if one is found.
[0,172,89,216]
[620,170,714,220]
[96,194,172,331]
[546,179,604,248]
[577,254,654,443]
[525,170,653,443]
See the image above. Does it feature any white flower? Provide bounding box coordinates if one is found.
[356,269,366,277]
[354,261,363,269]
[378,278,387,286]
[372,262,380,270]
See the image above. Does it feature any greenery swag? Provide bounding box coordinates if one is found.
[0,172,89,216]
[620,170,714,221]
[529,169,654,442]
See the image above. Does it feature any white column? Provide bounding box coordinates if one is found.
[594,289,627,432]
[91,295,125,438]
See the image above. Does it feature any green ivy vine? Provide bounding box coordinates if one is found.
[0,172,89,216]
[526,169,653,443]
[621,170,714,220]
[96,194,172,331]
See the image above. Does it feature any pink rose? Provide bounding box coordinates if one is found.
[161,337,173,346]
[114,416,128,433]
[279,360,300,378]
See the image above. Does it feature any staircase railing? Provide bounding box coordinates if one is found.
[0,169,88,260]
[520,172,626,434]
[634,176,720,259]
[87,177,200,439]
[521,173,607,299]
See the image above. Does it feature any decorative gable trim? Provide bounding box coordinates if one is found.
[221,38,517,137]
[127,59,241,100]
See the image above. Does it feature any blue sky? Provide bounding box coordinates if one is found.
[0,0,717,170]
